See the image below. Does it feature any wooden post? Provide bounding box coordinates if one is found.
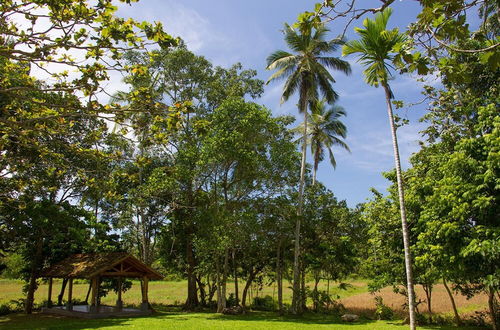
[90,276,99,313]
[47,278,53,308]
[141,276,149,311]
[116,277,123,310]
[66,278,73,310]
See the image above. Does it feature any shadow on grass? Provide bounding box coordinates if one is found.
[0,306,487,330]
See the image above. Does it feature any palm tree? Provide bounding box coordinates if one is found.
[342,8,417,329]
[293,99,350,185]
[266,22,351,314]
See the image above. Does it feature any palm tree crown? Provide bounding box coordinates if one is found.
[293,99,350,184]
[342,7,406,93]
[266,23,351,112]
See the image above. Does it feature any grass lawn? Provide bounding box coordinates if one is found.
[0,308,487,330]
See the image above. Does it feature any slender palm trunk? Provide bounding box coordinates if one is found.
[383,84,416,330]
[312,151,320,185]
[292,107,308,314]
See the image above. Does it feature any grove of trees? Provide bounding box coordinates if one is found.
[0,0,498,329]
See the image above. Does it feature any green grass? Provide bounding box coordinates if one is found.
[0,308,486,330]
[0,278,368,307]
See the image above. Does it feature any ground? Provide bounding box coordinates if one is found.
[0,279,490,329]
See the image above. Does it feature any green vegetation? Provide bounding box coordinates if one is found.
[0,310,489,330]
[1,0,498,329]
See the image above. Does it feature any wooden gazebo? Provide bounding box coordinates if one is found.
[40,252,163,318]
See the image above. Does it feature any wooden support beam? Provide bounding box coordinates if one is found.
[67,278,73,311]
[47,278,53,308]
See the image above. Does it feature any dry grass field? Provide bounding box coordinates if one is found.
[340,284,488,318]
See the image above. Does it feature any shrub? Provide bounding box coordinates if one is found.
[251,295,276,311]
[0,304,11,316]
[226,293,239,307]
[374,296,394,320]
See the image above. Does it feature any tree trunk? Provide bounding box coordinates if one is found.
[301,256,307,311]
[443,278,461,325]
[422,283,433,314]
[241,270,257,308]
[312,148,320,185]
[216,256,223,312]
[292,107,308,315]
[277,238,283,314]
[232,249,239,305]
[207,275,217,303]
[25,238,43,314]
[327,278,330,309]
[184,230,199,310]
[488,287,499,330]
[313,272,320,312]
[221,248,229,309]
[383,83,416,330]
[196,276,207,306]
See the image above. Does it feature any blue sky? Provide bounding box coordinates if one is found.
[117,0,437,207]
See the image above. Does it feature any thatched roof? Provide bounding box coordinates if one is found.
[41,252,163,280]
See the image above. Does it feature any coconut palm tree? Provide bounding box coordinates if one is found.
[342,8,417,329]
[293,99,350,185]
[266,22,351,314]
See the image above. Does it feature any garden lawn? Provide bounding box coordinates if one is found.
[0,309,487,330]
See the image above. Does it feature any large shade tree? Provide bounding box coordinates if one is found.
[342,8,417,329]
[266,22,350,314]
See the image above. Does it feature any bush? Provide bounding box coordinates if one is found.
[0,304,11,316]
[374,296,394,320]
[308,289,345,315]
[226,293,239,307]
[251,295,276,311]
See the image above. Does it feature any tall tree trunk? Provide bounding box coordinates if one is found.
[277,237,283,314]
[25,238,43,314]
[443,278,461,325]
[232,249,239,305]
[216,256,223,312]
[301,255,307,311]
[383,84,416,330]
[184,230,199,310]
[220,248,229,310]
[312,149,320,185]
[292,107,308,315]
